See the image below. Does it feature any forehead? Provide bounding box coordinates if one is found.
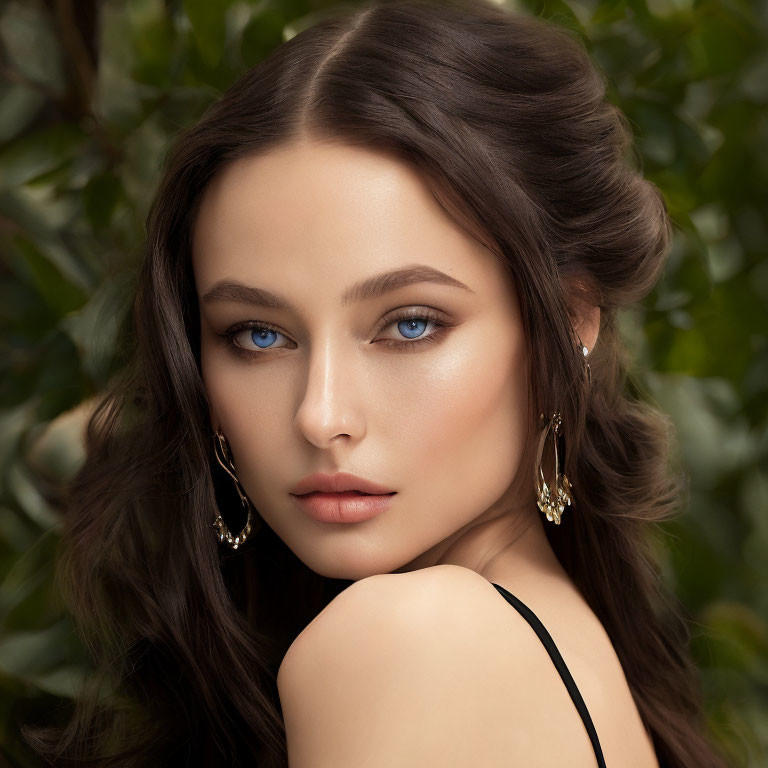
[191,139,512,300]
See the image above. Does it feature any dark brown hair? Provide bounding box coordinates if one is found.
[25,0,730,765]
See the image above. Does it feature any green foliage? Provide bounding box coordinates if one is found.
[0,0,765,765]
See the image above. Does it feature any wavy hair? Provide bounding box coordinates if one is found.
[26,0,729,765]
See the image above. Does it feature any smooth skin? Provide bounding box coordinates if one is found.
[192,138,658,766]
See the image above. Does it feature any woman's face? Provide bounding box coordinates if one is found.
[192,139,533,581]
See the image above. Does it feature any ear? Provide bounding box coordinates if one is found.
[572,303,600,356]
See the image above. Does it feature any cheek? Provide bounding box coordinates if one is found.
[390,331,528,517]
[201,351,288,464]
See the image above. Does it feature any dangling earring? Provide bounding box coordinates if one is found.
[211,429,259,549]
[534,338,589,523]
[534,411,574,525]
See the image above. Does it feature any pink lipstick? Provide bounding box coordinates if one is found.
[292,490,396,523]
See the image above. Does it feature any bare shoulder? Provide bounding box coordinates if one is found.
[276,564,603,768]
[277,564,494,691]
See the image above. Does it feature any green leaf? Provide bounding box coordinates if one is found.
[0,124,87,190]
[82,171,122,230]
[7,238,89,319]
[184,0,235,67]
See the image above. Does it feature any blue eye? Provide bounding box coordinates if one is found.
[377,308,452,347]
[397,317,428,339]
[251,328,281,349]
[218,307,454,360]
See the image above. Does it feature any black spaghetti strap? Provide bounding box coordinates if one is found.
[490,582,608,768]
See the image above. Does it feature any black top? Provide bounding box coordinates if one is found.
[490,582,608,767]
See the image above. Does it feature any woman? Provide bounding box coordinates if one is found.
[26,0,730,765]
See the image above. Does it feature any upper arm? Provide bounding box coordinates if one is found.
[276,566,530,768]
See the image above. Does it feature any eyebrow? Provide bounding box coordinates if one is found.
[201,264,474,310]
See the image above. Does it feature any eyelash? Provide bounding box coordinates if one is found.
[216,308,454,360]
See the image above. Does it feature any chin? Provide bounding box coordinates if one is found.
[296,546,397,582]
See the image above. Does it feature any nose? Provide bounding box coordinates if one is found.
[293,337,365,449]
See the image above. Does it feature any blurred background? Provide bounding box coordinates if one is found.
[0,0,766,765]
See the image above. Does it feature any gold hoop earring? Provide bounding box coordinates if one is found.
[534,411,574,525]
[212,429,258,549]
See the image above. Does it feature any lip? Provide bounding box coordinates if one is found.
[292,490,396,523]
[290,472,395,496]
